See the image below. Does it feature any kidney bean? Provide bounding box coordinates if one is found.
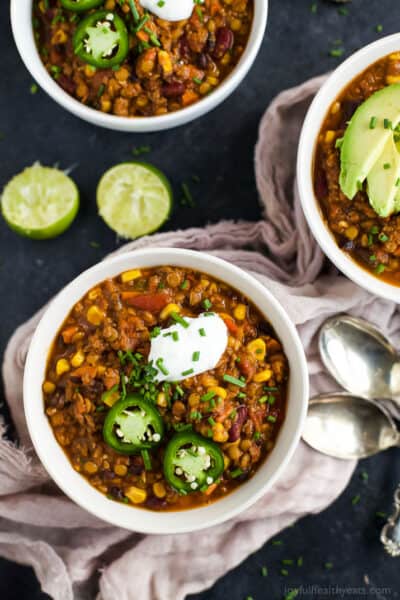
[128,456,144,475]
[146,496,168,510]
[102,469,115,481]
[109,486,125,500]
[339,100,361,128]
[212,27,234,60]
[228,406,248,442]
[314,168,328,200]
[58,74,76,96]
[198,53,209,70]
[162,82,186,98]
[179,36,191,61]
[237,354,256,381]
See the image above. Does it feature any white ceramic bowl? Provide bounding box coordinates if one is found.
[24,248,308,534]
[297,34,400,304]
[11,0,268,132]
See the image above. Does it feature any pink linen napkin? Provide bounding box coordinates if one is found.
[1,74,400,600]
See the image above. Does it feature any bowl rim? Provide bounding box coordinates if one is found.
[23,247,309,534]
[297,33,400,304]
[10,0,268,132]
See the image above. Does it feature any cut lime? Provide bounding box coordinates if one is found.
[96,162,173,239]
[1,164,79,240]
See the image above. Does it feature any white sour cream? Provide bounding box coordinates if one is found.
[139,0,196,22]
[149,313,228,382]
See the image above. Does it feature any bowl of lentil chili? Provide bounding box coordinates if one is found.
[24,248,308,533]
[298,34,400,303]
[11,0,267,132]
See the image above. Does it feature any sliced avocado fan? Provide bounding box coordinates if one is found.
[367,135,400,217]
[340,83,400,200]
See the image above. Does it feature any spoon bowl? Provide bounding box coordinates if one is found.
[319,315,400,403]
[303,392,400,459]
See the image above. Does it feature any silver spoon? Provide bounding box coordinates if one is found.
[303,393,400,556]
[319,314,400,404]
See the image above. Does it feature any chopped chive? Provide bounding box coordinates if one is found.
[172,331,179,342]
[284,591,299,600]
[272,539,283,546]
[141,449,152,471]
[369,255,377,262]
[375,263,386,274]
[199,327,206,337]
[97,84,105,98]
[268,395,276,405]
[181,368,194,377]
[338,6,349,15]
[384,118,392,130]
[156,358,169,376]
[201,391,216,402]
[369,116,377,129]
[375,511,387,518]
[264,386,278,391]
[181,182,195,207]
[209,398,216,409]
[175,385,184,396]
[193,77,202,85]
[282,559,294,565]
[253,431,262,441]
[310,2,317,14]
[258,395,268,404]
[128,0,140,23]
[261,566,268,577]
[396,178,400,187]
[132,145,151,156]
[171,312,189,328]
[202,298,212,310]
[192,351,200,362]
[30,83,38,94]
[237,392,246,398]
[297,556,303,567]
[150,326,161,339]
[180,279,189,290]
[267,415,277,423]
[360,470,369,482]
[325,562,334,570]
[376,24,383,33]
[352,494,361,505]
[223,374,246,387]
[229,409,237,419]
[379,233,389,242]
[281,568,289,576]
[383,162,391,169]
[370,225,379,234]
[208,417,216,426]
[230,468,243,478]
[329,48,344,58]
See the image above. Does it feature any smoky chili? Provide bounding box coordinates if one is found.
[43,266,288,511]
[314,52,400,286]
[32,0,253,118]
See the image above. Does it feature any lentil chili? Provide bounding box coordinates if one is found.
[43,266,288,511]
[33,0,253,117]
[314,52,400,286]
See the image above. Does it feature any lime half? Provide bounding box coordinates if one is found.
[97,162,172,239]
[1,164,79,240]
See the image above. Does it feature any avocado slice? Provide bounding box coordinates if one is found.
[367,134,400,217]
[340,83,400,200]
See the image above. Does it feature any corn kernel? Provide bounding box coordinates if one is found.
[200,82,212,95]
[386,75,400,84]
[324,130,336,143]
[43,381,56,394]
[331,101,341,115]
[56,358,70,377]
[157,392,168,407]
[230,18,242,31]
[345,226,359,241]
[160,303,181,320]
[88,288,100,300]
[84,65,96,78]
[233,304,246,320]
[51,29,68,45]
[115,67,130,82]
[213,422,229,443]
[253,369,273,383]
[114,464,128,477]
[97,365,106,376]
[208,386,227,400]
[104,0,115,9]
[220,53,231,66]
[83,461,98,474]
[100,98,112,113]
[86,305,105,326]
[121,269,141,283]
[158,50,173,76]
[247,338,266,361]
[223,454,230,470]
[71,350,85,368]
[153,482,166,498]
[389,52,400,60]
[125,486,147,504]
[207,76,219,86]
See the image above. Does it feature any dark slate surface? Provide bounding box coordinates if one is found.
[1,0,399,598]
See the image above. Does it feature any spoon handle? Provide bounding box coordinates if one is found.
[381,485,400,557]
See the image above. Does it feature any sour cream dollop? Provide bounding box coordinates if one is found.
[139,0,195,22]
[149,313,228,382]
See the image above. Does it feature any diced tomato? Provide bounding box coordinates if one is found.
[123,292,170,312]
